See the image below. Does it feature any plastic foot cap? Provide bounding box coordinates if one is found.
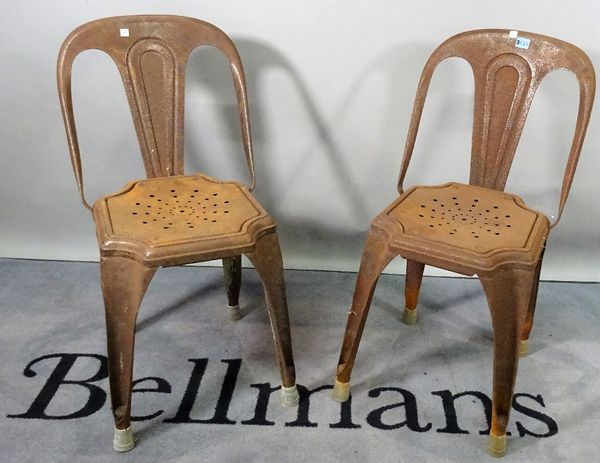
[487,433,507,458]
[519,339,529,357]
[227,304,242,321]
[331,379,350,402]
[280,385,300,407]
[113,427,135,452]
[402,307,418,325]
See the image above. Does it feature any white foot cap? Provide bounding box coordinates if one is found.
[280,385,300,407]
[402,306,418,325]
[487,433,507,458]
[331,379,350,402]
[519,339,529,357]
[113,427,135,452]
[227,304,242,321]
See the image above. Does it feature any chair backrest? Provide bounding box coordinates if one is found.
[57,15,255,210]
[397,29,595,227]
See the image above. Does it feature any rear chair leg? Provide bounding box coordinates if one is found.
[223,255,242,320]
[402,259,425,325]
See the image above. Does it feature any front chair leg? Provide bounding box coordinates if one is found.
[332,228,396,402]
[402,259,425,325]
[100,255,156,452]
[222,255,242,320]
[479,267,535,457]
[245,231,299,407]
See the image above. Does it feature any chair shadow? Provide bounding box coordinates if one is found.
[136,268,223,331]
[184,38,369,217]
[374,274,484,322]
[136,266,274,332]
[419,284,483,313]
[350,338,486,395]
[182,38,452,268]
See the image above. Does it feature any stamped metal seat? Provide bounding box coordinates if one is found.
[332,30,595,457]
[58,15,299,452]
[95,174,273,263]
[382,182,548,273]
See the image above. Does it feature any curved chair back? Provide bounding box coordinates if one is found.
[398,29,595,227]
[58,15,256,209]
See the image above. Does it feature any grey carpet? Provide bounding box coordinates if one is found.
[1,258,599,462]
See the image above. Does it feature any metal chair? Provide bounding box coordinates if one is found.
[57,15,299,452]
[331,29,595,457]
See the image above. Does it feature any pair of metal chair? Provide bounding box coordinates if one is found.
[57,15,595,457]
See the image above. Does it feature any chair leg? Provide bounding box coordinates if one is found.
[222,255,242,320]
[245,231,299,407]
[332,229,396,402]
[100,255,156,452]
[479,267,536,457]
[402,259,425,325]
[520,246,545,357]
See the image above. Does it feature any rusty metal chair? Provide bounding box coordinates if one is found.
[57,15,299,452]
[332,29,595,457]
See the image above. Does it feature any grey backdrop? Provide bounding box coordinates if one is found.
[1,0,599,281]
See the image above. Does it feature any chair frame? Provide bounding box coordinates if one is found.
[57,15,299,452]
[332,29,595,457]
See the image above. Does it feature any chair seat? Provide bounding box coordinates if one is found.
[93,174,275,265]
[374,182,549,275]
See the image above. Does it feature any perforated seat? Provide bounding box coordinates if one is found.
[94,174,274,264]
[380,182,548,274]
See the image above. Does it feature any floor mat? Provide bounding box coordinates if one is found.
[1,259,599,462]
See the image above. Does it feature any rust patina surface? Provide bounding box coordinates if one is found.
[58,15,298,451]
[333,29,595,457]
